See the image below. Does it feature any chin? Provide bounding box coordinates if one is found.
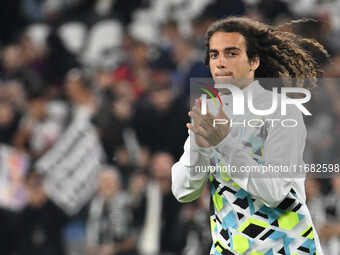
[214,77,236,84]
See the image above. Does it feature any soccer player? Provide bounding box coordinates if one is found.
[172,17,329,255]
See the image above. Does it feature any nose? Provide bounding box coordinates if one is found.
[216,55,226,69]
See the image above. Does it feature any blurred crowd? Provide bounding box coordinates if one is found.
[1,0,340,254]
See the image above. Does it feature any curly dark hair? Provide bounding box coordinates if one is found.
[204,17,330,89]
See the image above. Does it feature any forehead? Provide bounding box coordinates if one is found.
[209,32,247,51]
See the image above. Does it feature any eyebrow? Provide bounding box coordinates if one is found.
[209,47,242,53]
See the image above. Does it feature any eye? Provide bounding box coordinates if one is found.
[228,51,238,57]
[210,53,218,59]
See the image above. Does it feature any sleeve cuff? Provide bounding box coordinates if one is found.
[190,132,214,159]
[213,133,235,153]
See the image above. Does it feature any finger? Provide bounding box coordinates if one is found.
[216,105,223,118]
[189,111,206,130]
[195,98,201,109]
[200,97,219,120]
[193,104,215,128]
[216,105,229,119]
[206,111,216,119]
[198,96,209,114]
[192,106,203,116]
[189,110,200,123]
[187,122,202,135]
[187,118,209,135]
[192,107,214,129]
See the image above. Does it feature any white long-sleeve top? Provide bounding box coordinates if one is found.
[172,80,323,255]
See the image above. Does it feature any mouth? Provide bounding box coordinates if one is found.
[216,75,232,78]
[215,73,233,78]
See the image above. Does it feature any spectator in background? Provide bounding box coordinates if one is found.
[128,170,149,218]
[325,54,340,78]
[21,0,79,23]
[172,37,211,100]
[86,166,135,255]
[181,185,211,255]
[317,175,340,254]
[94,93,134,165]
[135,152,188,255]
[304,177,331,254]
[13,92,49,159]
[330,97,340,163]
[113,37,151,100]
[0,207,16,254]
[192,12,216,52]
[1,42,45,99]
[43,32,79,91]
[0,100,21,145]
[256,0,292,24]
[93,82,148,185]
[304,86,333,165]
[2,80,27,112]
[65,68,97,118]
[203,0,245,20]
[0,0,23,44]
[15,170,69,255]
[305,177,327,229]
[63,0,145,25]
[133,82,188,160]
[13,90,67,160]
[19,33,49,83]
[150,19,178,71]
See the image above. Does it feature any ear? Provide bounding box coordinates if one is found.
[249,55,260,72]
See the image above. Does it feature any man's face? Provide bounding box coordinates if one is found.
[208,32,259,89]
